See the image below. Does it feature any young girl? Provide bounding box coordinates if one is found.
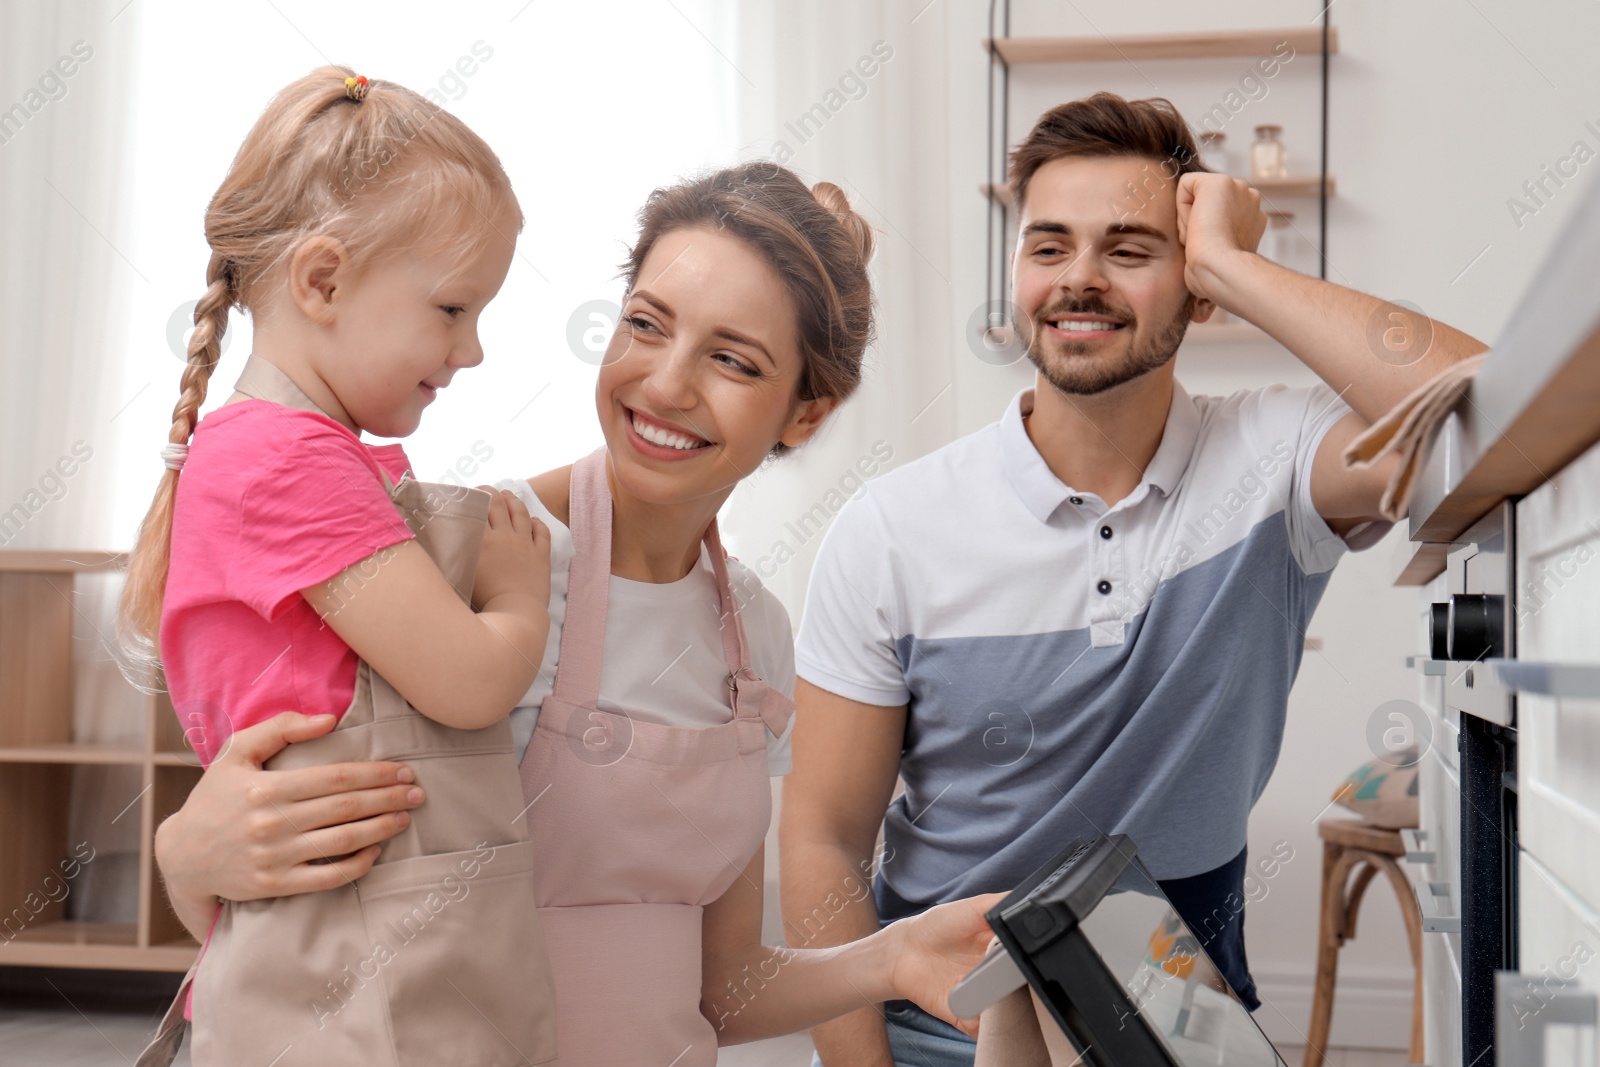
[122,68,557,1066]
[153,161,1003,1065]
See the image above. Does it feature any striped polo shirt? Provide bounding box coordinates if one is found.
[794,381,1369,923]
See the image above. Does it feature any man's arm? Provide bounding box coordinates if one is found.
[974,986,1053,1067]
[1175,173,1490,527]
[780,678,906,1066]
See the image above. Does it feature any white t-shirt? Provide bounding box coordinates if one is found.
[496,477,795,776]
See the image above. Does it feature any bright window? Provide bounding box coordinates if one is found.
[110,0,737,534]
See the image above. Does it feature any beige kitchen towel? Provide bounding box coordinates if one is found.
[1342,352,1489,521]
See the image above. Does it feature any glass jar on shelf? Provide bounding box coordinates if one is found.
[1197,130,1228,175]
[1250,125,1288,181]
[1260,210,1314,274]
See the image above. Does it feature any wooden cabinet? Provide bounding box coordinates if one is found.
[0,550,200,972]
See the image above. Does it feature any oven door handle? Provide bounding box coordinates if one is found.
[1406,655,1450,676]
[1496,972,1598,1066]
[948,943,1028,1019]
[1487,659,1600,699]
[1417,879,1460,934]
[1400,828,1435,865]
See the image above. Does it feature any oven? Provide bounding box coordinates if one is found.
[1429,503,1518,1067]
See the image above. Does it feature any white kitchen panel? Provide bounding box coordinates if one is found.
[1520,691,1600,906]
[1514,851,1600,1065]
[1516,437,1600,665]
[1411,667,1463,1067]
[1422,914,1463,1067]
[1418,746,1460,904]
[1420,670,1458,774]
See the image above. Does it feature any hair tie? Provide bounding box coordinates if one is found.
[344,75,370,103]
[161,443,190,472]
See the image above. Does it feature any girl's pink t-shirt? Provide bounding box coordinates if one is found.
[159,399,417,767]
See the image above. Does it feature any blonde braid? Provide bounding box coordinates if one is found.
[119,255,235,652]
[171,255,234,444]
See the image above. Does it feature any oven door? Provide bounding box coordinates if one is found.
[1440,503,1518,1067]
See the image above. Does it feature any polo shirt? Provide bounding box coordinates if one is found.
[794,381,1369,925]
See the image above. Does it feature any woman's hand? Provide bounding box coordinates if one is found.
[154,712,424,938]
[885,893,1007,1037]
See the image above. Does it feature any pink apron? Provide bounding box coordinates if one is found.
[517,448,793,1066]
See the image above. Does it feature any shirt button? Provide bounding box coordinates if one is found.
[1097,580,1112,595]
[1099,525,1113,540]
[1069,496,1083,505]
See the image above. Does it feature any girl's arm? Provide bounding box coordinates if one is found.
[698,844,1001,1045]
[300,489,550,730]
[155,713,423,938]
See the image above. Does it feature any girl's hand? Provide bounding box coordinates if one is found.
[886,893,1008,1037]
[471,488,552,613]
[155,712,424,933]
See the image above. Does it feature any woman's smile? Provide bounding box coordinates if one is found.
[624,404,714,460]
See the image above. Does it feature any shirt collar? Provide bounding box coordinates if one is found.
[998,381,1202,523]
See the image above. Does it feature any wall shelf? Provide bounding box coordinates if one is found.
[1256,175,1338,199]
[0,550,201,973]
[0,743,155,766]
[2,920,197,972]
[985,27,1338,65]
[0,551,125,574]
[1183,321,1272,345]
[981,10,1337,330]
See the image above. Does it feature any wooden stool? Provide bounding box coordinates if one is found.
[1303,818,1424,1067]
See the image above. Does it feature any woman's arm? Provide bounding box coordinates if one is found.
[299,488,550,731]
[154,713,423,940]
[698,845,1000,1045]
[780,681,906,1066]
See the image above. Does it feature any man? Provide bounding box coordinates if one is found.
[782,93,1486,1066]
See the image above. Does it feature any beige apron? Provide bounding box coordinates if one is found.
[518,448,793,1065]
[137,356,558,1067]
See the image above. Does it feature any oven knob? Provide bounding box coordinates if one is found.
[1447,594,1504,661]
[1429,603,1450,660]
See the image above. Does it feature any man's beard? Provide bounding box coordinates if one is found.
[1022,294,1196,397]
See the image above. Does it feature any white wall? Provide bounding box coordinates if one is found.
[103,0,739,545]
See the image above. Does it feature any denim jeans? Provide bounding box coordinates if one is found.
[809,1001,975,1067]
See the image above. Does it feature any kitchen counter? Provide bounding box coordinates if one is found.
[1399,172,1600,583]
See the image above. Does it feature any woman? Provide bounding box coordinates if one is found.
[154,162,998,1063]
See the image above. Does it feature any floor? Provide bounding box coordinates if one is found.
[1276,1049,1412,1067]
[0,1005,1416,1067]
[0,968,1412,1067]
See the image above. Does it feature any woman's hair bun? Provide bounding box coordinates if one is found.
[810,181,875,265]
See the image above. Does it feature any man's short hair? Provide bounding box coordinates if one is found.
[1008,93,1207,212]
